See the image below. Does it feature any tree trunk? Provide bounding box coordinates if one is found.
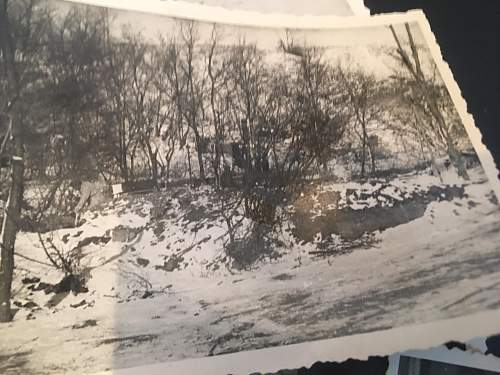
[120,152,129,182]
[145,141,158,187]
[165,147,175,186]
[360,124,367,178]
[166,160,171,185]
[367,141,376,175]
[194,132,205,181]
[391,23,470,182]
[151,153,158,187]
[130,144,138,180]
[0,139,24,322]
[213,142,221,187]
[0,0,25,323]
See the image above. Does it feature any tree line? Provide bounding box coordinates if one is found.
[0,2,471,188]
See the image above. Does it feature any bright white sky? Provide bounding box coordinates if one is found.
[109,11,423,50]
[54,0,424,49]
[53,0,430,78]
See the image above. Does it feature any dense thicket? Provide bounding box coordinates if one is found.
[1,2,472,189]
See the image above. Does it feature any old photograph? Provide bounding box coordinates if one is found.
[0,1,499,374]
[397,356,500,375]
[388,345,500,375]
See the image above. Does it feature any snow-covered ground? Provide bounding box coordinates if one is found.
[1,167,499,374]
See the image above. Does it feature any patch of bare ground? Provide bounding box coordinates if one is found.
[293,185,466,242]
[98,334,159,351]
[271,273,295,281]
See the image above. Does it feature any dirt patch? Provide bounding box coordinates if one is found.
[151,221,165,239]
[177,188,224,223]
[112,226,139,243]
[72,319,97,329]
[75,235,111,249]
[182,206,208,223]
[21,276,41,285]
[312,232,379,257]
[293,185,466,241]
[53,274,88,294]
[317,190,342,208]
[272,273,295,281]
[487,191,499,205]
[155,254,184,272]
[136,257,150,267]
[279,290,312,307]
[99,334,158,351]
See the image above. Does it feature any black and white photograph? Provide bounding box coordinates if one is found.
[0,1,499,374]
[397,356,499,375]
[388,345,500,375]
[398,356,500,375]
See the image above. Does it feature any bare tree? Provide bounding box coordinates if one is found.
[118,32,165,184]
[226,41,263,180]
[155,36,192,183]
[147,42,178,184]
[43,6,109,180]
[101,27,146,181]
[223,41,347,224]
[293,48,347,175]
[341,70,383,177]
[206,25,228,187]
[389,23,469,180]
[176,21,207,181]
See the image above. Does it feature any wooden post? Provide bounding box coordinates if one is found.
[0,131,24,321]
[0,0,25,322]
